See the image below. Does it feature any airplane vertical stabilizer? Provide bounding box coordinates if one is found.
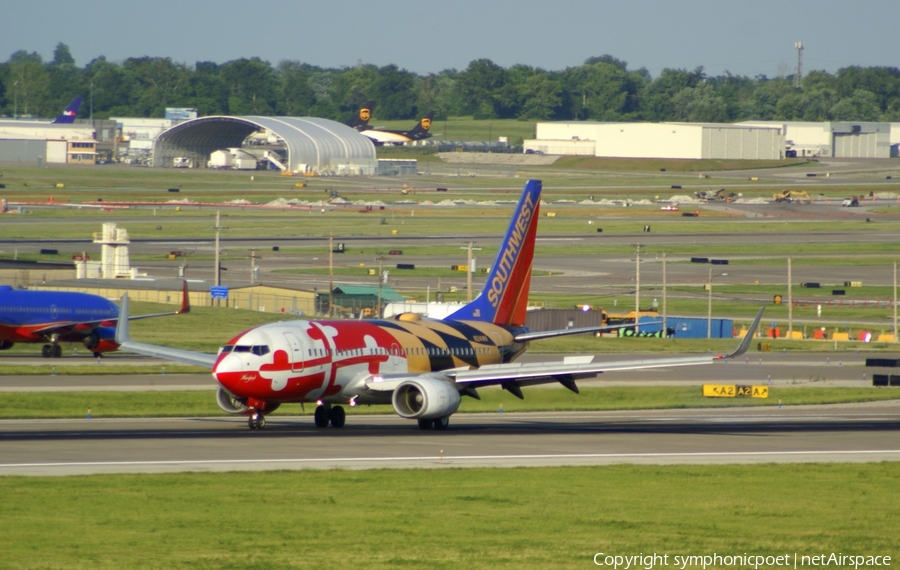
[52,97,83,124]
[347,101,375,131]
[407,111,434,140]
[446,179,541,327]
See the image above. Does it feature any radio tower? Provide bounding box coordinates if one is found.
[794,42,804,88]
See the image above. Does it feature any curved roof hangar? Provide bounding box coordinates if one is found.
[153,116,377,173]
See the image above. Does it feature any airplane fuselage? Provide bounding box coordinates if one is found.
[0,286,118,346]
[361,130,417,145]
[212,315,527,409]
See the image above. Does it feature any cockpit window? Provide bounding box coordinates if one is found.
[218,344,269,357]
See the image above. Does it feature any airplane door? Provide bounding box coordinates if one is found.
[390,342,402,367]
[283,332,305,372]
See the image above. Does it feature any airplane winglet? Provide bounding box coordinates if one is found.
[722,307,765,359]
[115,293,130,345]
[177,281,191,314]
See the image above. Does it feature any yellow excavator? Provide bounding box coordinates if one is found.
[773,189,811,203]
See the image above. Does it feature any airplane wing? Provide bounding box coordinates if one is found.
[114,293,217,368]
[514,321,662,342]
[368,308,764,397]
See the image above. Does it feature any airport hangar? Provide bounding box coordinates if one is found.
[152,116,378,175]
[524,120,899,159]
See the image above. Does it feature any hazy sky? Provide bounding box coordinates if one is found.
[3,0,898,78]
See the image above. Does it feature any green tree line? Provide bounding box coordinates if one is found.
[2,43,900,124]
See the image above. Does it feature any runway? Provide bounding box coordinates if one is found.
[2,403,898,476]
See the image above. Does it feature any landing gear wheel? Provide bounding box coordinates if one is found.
[330,405,346,428]
[93,352,102,358]
[314,406,330,428]
[248,411,266,430]
[433,416,450,431]
[52,344,62,358]
[42,345,52,358]
[417,418,434,430]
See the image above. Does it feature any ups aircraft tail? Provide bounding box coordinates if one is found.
[447,179,541,327]
[347,101,375,131]
[52,97,83,124]
[407,111,434,140]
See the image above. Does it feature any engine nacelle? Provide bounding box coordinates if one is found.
[392,377,461,420]
[216,387,281,415]
[0,340,14,350]
[83,327,119,353]
[216,386,249,414]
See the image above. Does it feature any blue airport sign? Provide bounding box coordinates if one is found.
[210,286,229,299]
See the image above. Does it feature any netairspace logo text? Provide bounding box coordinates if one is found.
[593,553,892,570]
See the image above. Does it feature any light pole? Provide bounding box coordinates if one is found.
[90,82,94,126]
[13,81,18,119]
[460,242,481,303]
[707,268,728,338]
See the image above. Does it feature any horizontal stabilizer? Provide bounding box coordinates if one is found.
[115,292,216,368]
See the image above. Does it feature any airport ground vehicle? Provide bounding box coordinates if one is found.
[773,190,811,203]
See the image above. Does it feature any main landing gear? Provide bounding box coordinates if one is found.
[417,416,450,431]
[314,404,346,428]
[41,344,62,358]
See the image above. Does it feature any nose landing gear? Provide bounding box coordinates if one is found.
[248,411,266,430]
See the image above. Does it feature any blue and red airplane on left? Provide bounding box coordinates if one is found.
[0,282,190,358]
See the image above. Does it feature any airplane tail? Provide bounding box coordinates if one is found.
[51,97,83,124]
[446,180,541,327]
[347,101,375,131]
[406,111,434,140]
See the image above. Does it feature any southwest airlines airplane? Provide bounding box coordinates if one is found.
[0,283,189,357]
[116,180,763,430]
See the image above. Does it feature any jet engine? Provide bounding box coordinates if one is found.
[83,327,119,353]
[216,387,281,415]
[392,377,461,420]
[216,387,249,414]
[0,340,14,350]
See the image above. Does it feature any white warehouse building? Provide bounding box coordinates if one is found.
[525,122,785,160]
[738,121,893,158]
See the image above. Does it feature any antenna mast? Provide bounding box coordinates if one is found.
[794,42,804,88]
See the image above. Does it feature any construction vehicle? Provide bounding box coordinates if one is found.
[773,190,811,203]
[694,188,736,202]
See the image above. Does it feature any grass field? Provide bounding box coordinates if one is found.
[2,386,897,419]
[3,161,900,569]
[1,463,897,569]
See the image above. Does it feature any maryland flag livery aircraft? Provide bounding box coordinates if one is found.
[116,180,763,430]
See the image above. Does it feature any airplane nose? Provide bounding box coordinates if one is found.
[213,353,245,386]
